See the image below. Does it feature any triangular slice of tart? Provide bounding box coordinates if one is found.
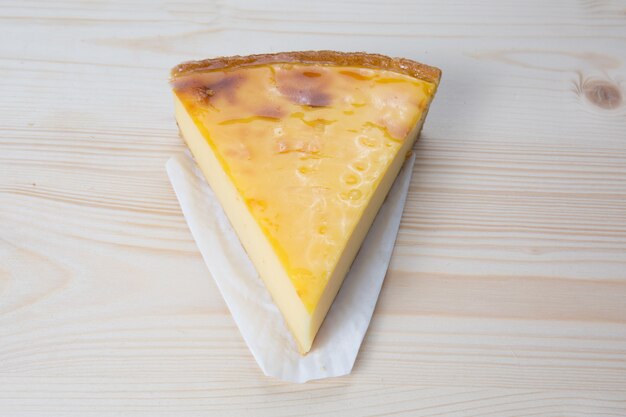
[170,51,440,353]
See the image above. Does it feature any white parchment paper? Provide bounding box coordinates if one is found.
[166,151,416,382]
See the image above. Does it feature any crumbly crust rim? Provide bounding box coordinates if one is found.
[171,50,441,85]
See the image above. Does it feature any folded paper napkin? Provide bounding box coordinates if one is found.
[166,151,416,382]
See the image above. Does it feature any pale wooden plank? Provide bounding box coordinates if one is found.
[1,0,626,415]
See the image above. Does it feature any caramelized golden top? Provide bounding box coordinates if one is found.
[172,63,435,312]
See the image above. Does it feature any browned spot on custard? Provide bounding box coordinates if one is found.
[172,73,246,105]
[583,80,622,110]
[276,68,332,107]
[256,105,285,118]
[302,71,322,78]
[195,86,215,104]
[170,76,202,93]
[173,80,216,109]
[207,74,246,103]
[171,77,214,104]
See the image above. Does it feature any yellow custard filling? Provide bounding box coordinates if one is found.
[172,62,435,352]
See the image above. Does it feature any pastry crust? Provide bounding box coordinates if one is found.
[171,50,441,86]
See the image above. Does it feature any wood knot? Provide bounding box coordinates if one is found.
[581,79,622,110]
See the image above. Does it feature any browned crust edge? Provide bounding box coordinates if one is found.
[170,50,441,86]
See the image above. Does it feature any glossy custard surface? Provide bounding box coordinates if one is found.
[173,63,434,313]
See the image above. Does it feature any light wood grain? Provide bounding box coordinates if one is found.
[1,0,626,415]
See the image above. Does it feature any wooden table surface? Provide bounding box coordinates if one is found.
[2,0,626,415]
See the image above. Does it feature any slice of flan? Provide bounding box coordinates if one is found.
[170,51,440,353]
